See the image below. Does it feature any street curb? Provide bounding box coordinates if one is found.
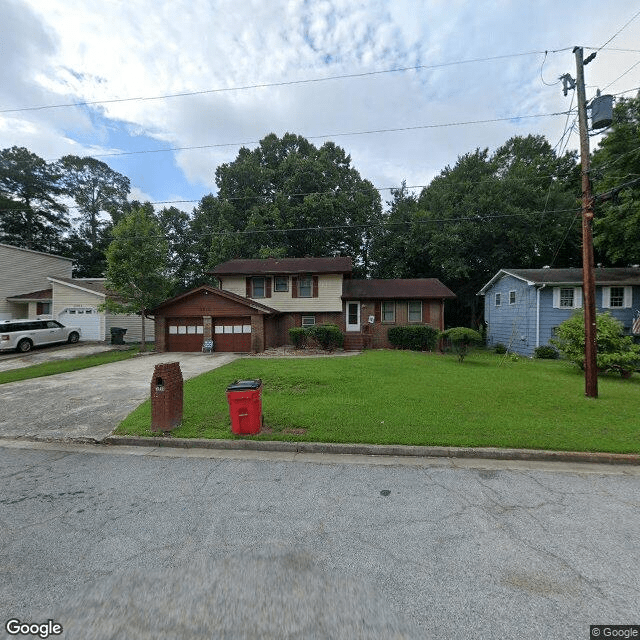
[103,435,640,466]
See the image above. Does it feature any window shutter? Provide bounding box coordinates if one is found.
[552,288,560,309]
[374,302,381,322]
[246,278,252,298]
[624,286,632,308]
[574,287,583,309]
[292,276,298,298]
[312,276,319,298]
[265,277,272,298]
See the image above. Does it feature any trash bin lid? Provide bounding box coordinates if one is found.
[226,379,262,391]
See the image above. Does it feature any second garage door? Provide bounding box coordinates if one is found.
[214,318,252,352]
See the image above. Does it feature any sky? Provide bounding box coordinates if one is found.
[1,0,639,212]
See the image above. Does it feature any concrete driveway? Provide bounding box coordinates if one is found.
[0,352,238,442]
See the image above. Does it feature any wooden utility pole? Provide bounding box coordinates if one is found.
[573,46,598,398]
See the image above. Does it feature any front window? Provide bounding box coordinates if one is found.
[382,301,395,323]
[274,276,288,292]
[408,301,422,323]
[560,288,574,308]
[298,276,312,298]
[301,316,315,327]
[610,287,625,308]
[252,277,265,298]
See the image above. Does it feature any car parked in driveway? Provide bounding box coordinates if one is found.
[0,319,82,353]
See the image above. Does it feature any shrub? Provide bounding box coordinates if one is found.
[306,324,344,351]
[387,325,439,351]
[440,327,484,362]
[289,327,307,349]
[550,311,640,376]
[534,345,559,359]
[494,343,507,354]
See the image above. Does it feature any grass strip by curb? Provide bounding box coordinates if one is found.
[0,348,142,384]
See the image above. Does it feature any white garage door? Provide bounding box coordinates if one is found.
[58,308,101,340]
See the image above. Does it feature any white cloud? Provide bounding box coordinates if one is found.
[2,0,639,206]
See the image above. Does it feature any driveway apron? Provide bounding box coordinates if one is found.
[0,353,237,442]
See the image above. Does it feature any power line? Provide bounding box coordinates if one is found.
[0,49,573,115]
[603,59,640,90]
[597,8,640,51]
[73,110,573,160]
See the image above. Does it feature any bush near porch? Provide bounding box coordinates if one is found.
[115,350,640,454]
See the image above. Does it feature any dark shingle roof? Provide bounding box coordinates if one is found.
[6,288,52,301]
[49,277,109,295]
[506,268,640,286]
[210,257,352,276]
[342,279,456,299]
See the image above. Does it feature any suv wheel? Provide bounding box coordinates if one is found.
[17,339,33,353]
[68,332,80,344]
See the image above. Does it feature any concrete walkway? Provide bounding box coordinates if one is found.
[0,352,237,442]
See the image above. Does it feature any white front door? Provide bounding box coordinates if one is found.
[346,301,360,332]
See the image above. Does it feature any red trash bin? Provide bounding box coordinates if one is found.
[226,379,263,435]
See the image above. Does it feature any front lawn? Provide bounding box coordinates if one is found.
[0,347,142,384]
[115,350,640,454]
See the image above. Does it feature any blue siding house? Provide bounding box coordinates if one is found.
[479,268,640,356]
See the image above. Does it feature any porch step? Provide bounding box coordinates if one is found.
[343,334,366,351]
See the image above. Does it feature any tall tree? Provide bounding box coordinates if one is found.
[194,133,382,275]
[60,155,130,276]
[591,92,640,264]
[0,146,69,252]
[103,206,171,350]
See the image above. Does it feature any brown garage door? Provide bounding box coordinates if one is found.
[166,318,204,351]
[214,318,252,352]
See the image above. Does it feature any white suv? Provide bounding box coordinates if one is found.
[0,319,82,353]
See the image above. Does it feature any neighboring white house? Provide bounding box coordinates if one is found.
[1,243,154,344]
[1,243,72,320]
[48,277,155,343]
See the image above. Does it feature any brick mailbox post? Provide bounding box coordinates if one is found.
[151,362,183,432]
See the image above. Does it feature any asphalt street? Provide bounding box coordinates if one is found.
[1,441,639,640]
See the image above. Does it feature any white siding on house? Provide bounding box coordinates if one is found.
[222,273,344,312]
[0,243,73,318]
[105,313,155,343]
[52,282,106,340]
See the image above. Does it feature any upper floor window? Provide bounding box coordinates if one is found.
[408,301,422,323]
[274,276,288,292]
[382,301,395,323]
[509,291,516,305]
[495,293,501,307]
[553,287,582,309]
[298,276,312,298]
[252,277,265,298]
[602,286,631,309]
[559,288,574,308]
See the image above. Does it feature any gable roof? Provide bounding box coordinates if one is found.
[343,279,456,300]
[48,277,108,297]
[150,284,280,315]
[0,242,73,264]
[478,267,640,294]
[210,257,352,276]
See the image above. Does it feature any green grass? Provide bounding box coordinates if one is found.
[115,350,640,454]
[0,347,142,384]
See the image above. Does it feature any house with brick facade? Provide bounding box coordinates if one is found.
[152,257,455,352]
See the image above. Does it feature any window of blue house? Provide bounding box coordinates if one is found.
[560,288,574,308]
[509,291,516,305]
[495,293,501,306]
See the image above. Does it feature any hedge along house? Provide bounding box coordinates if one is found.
[152,257,456,352]
[479,267,640,357]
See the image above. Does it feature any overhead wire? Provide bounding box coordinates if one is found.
[0,48,574,115]
[596,8,640,52]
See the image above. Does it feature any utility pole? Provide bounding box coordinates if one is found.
[573,46,598,398]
